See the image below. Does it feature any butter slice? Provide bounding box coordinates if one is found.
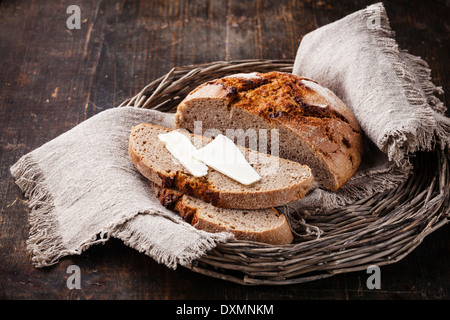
[158,131,208,177]
[192,134,261,185]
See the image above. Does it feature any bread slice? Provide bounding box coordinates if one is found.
[175,71,364,191]
[152,183,294,245]
[129,123,314,209]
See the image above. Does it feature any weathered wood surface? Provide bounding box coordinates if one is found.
[0,0,449,299]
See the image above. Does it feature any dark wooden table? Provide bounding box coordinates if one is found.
[1,0,449,300]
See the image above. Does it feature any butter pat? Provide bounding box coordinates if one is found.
[158,131,208,177]
[192,134,261,185]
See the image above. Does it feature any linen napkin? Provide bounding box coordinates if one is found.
[10,107,233,269]
[291,2,449,213]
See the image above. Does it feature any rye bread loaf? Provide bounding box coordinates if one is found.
[129,123,314,209]
[174,71,364,191]
[151,184,294,245]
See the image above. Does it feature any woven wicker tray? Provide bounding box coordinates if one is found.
[120,59,450,285]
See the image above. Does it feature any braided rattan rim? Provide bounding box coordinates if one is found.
[120,59,450,285]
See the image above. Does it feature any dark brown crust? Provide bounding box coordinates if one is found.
[187,81,239,102]
[151,183,182,210]
[173,199,197,225]
[172,173,221,207]
[153,169,222,207]
[151,183,196,223]
[213,72,359,130]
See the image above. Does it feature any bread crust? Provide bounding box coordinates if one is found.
[129,123,314,209]
[175,71,364,190]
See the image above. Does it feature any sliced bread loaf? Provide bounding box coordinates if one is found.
[152,183,294,245]
[129,123,314,209]
[174,71,364,191]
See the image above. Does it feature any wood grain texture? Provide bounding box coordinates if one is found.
[0,0,449,299]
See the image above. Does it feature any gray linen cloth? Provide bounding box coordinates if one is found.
[10,107,233,269]
[11,2,448,269]
[290,2,449,214]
